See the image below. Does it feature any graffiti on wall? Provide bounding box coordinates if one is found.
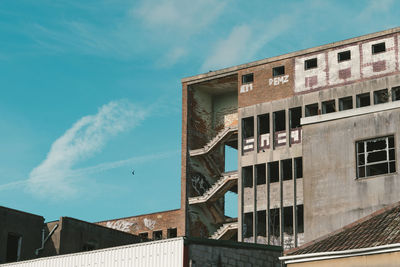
[269,75,289,86]
[191,173,211,196]
[106,220,137,233]
[143,218,156,230]
[240,83,253,94]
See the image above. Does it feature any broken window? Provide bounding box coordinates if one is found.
[339,96,353,111]
[296,205,304,233]
[153,230,163,240]
[392,86,400,101]
[273,110,285,132]
[257,210,266,237]
[281,159,292,181]
[356,93,370,108]
[372,42,386,54]
[242,166,253,188]
[294,157,303,179]
[139,232,149,241]
[268,161,279,183]
[244,212,254,238]
[322,100,336,114]
[256,164,266,185]
[6,233,21,263]
[167,228,177,238]
[269,208,280,237]
[283,206,293,235]
[242,117,254,139]
[305,103,318,117]
[242,73,254,84]
[338,50,351,62]
[289,107,302,129]
[82,242,96,252]
[272,66,285,77]
[304,58,317,70]
[356,136,396,178]
[374,89,389,104]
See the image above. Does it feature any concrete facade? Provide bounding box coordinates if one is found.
[181,26,400,250]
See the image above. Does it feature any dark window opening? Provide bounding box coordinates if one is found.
[82,243,96,252]
[392,86,400,101]
[273,66,285,77]
[274,110,286,132]
[243,166,253,188]
[282,159,292,181]
[268,161,279,183]
[339,96,353,111]
[305,103,318,117]
[257,210,266,237]
[304,58,317,70]
[244,212,253,238]
[153,230,163,240]
[167,228,177,238]
[139,232,149,241]
[258,114,270,135]
[289,107,302,129]
[297,205,304,233]
[338,50,351,62]
[283,206,293,235]
[269,208,280,237]
[242,73,254,84]
[322,100,336,114]
[374,89,389,104]
[372,42,386,54]
[6,233,21,263]
[242,117,254,139]
[294,157,303,179]
[356,93,370,108]
[256,164,266,185]
[357,136,396,178]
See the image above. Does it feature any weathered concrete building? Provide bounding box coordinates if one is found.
[181,27,400,249]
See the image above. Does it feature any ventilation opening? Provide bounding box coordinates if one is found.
[257,210,266,237]
[297,205,304,233]
[294,157,303,179]
[283,206,293,234]
[269,208,280,237]
[305,103,318,117]
[256,164,266,185]
[272,66,285,77]
[338,50,351,62]
[374,89,389,104]
[268,161,279,183]
[282,159,292,181]
[242,73,254,84]
[242,166,253,188]
[167,228,177,238]
[244,212,253,238]
[339,96,353,111]
[392,87,400,101]
[153,230,163,240]
[322,100,336,114]
[372,42,386,54]
[6,233,21,263]
[289,107,302,129]
[356,93,370,108]
[274,110,286,132]
[224,145,237,172]
[304,58,317,70]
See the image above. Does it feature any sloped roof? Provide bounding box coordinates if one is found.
[286,201,400,256]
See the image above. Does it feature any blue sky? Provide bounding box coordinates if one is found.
[0,0,398,223]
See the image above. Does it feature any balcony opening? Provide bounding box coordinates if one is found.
[256,164,266,185]
[281,159,292,181]
[268,161,279,183]
[289,107,301,129]
[6,233,22,263]
[243,212,254,239]
[305,103,318,117]
[242,166,253,188]
[339,96,353,111]
[242,117,254,138]
[258,113,270,151]
[322,100,336,114]
[297,205,304,233]
[374,89,389,104]
[269,208,280,238]
[294,157,303,179]
[283,206,293,235]
[257,210,267,238]
[356,93,370,108]
[273,110,286,132]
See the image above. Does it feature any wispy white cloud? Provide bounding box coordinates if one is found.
[201,14,294,71]
[26,100,146,199]
[356,0,394,22]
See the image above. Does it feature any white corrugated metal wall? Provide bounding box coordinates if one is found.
[1,237,184,267]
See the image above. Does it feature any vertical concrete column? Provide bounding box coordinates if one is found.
[253,114,257,243]
[266,162,270,245]
[293,158,298,247]
[286,108,290,147]
[238,115,243,242]
[279,160,284,247]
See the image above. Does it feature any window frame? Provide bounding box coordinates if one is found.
[304,58,318,70]
[272,66,285,77]
[337,50,351,62]
[372,42,386,54]
[242,73,254,84]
